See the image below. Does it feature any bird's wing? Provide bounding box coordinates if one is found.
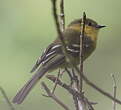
[13,54,65,104]
[30,43,62,73]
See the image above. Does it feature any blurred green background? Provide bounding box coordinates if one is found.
[0,0,121,110]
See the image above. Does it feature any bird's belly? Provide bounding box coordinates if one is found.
[63,40,96,68]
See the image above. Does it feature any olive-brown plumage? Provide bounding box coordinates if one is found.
[13,18,105,104]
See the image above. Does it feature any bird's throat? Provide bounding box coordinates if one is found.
[68,24,99,42]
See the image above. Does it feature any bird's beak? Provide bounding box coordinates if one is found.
[96,25,106,29]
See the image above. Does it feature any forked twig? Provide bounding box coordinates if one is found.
[46,75,95,110]
[41,82,70,110]
[0,86,15,110]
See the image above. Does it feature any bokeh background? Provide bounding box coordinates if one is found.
[0,0,121,110]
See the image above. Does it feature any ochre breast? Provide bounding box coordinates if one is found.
[68,24,99,42]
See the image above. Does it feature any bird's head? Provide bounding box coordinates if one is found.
[68,18,106,41]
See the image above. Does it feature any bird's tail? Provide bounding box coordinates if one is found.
[12,67,47,104]
[13,54,65,104]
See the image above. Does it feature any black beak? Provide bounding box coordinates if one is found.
[96,25,106,29]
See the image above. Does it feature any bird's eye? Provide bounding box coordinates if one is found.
[88,22,92,26]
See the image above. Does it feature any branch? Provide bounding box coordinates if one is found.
[41,82,70,110]
[65,68,83,110]
[74,66,121,105]
[111,74,117,110]
[46,75,95,110]
[0,86,15,110]
[79,12,86,92]
[51,0,65,45]
[59,0,65,31]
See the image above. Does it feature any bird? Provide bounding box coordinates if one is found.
[12,18,105,104]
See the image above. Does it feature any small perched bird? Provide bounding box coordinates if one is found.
[13,18,105,104]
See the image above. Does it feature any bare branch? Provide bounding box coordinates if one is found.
[41,82,70,110]
[65,68,82,110]
[51,0,65,45]
[79,12,86,92]
[73,95,79,110]
[46,75,95,110]
[59,0,65,31]
[0,86,15,110]
[74,66,121,105]
[111,74,117,110]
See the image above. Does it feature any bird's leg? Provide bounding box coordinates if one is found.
[59,69,66,78]
[71,68,79,89]
[65,68,78,86]
[51,69,61,94]
[43,69,62,97]
[65,68,73,85]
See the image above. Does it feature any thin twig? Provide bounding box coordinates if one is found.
[71,69,79,91]
[59,0,65,31]
[79,12,86,92]
[71,70,82,110]
[51,0,65,46]
[65,68,78,86]
[46,75,83,98]
[74,66,121,105]
[73,95,79,110]
[65,68,81,110]
[77,12,87,110]
[111,74,117,110]
[52,69,61,93]
[0,86,15,110]
[41,82,70,110]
